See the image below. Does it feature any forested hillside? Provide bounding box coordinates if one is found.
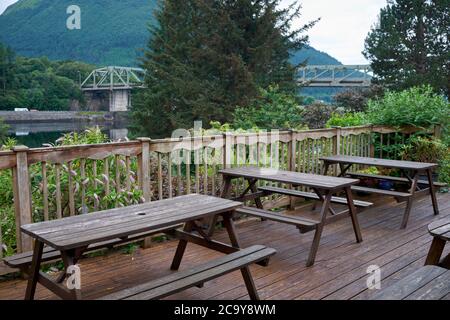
[0,0,342,67]
[0,0,157,66]
[0,43,94,111]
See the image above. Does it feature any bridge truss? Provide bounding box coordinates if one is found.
[298,65,373,87]
[81,66,146,91]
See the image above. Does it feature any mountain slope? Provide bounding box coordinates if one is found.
[1,0,343,68]
[0,0,157,66]
[291,46,341,66]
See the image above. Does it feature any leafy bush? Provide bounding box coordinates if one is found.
[301,102,337,129]
[366,86,449,128]
[400,137,447,164]
[233,86,305,130]
[326,112,368,128]
[54,127,108,146]
[1,137,17,151]
[438,155,450,187]
[400,137,449,184]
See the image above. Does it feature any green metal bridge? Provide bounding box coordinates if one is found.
[298,65,373,87]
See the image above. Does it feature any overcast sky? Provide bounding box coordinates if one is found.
[0,0,16,15]
[1,0,386,64]
[281,0,387,64]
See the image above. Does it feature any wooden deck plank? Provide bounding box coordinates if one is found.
[0,192,448,300]
[211,196,450,300]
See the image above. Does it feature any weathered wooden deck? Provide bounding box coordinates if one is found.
[1,193,449,300]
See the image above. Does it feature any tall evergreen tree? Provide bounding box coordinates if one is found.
[133,0,316,136]
[0,43,15,94]
[364,0,449,97]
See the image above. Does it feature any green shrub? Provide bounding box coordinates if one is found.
[400,137,449,184]
[326,112,368,128]
[438,155,450,187]
[400,137,447,164]
[366,86,449,128]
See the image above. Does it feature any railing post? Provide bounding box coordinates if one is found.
[12,146,33,253]
[288,130,296,209]
[137,138,152,248]
[333,127,341,176]
[333,127,341,156]
[223,132,233,168]
[137,138,151,202]
[288,130,296,172]
[369,125,375,158]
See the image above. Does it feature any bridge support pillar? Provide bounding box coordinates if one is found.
[109,89,131,112]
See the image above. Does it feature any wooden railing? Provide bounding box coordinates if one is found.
[0,125,438,259]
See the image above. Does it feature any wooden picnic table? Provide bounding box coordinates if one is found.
[320,155,440,228]
[218,166,364,266]
[20,194,251,300]
[425,215,450,267]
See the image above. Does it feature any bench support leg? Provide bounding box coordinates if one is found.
[25,240,44,300]
[401,172,419,229]
[240,267,260,300]
[307,192,332,267]
[222,212,260,300]
[426,169,439,216]
[344,187,363,243]
[425,237,446,266]
[171,222,194,271]
[249,180,264,210]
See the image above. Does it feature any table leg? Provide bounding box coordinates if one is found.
[221,176,233,199]
[344,187,363,243]
[426,169,439,216]
[401,171,419,229]
[222,212,260,300]
[249,179,264,209]
[206,176,234,236]
[171,221,194,270]
[425,237,446,266]
[25,240,44,300]
[322,162,330,176]
[338,163,352,177]
[307,192,332,267]
[57,247,86,284]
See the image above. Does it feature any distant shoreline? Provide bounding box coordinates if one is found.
[0,111,129,124]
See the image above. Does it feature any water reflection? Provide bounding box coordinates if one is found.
[7,121,129,148]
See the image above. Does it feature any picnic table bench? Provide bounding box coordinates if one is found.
[17,194,275,300]
[4,228,181,275]
[425,215,450,267]
[371,265,450,300]
[218,166,368,267]
[320,155,442,228]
